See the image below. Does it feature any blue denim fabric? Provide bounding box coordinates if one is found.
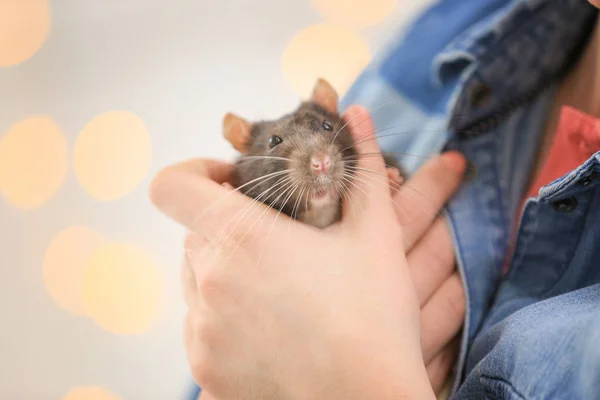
[189,1,600,398]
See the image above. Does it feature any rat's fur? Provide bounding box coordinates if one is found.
[232,102,358,228]
[224,79,405,229]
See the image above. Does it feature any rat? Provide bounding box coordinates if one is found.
[222,78,406,229]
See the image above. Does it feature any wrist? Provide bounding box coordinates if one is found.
[299,335,436,400]
[355,353,435,400]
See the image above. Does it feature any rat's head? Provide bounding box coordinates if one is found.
[224,79,357,218]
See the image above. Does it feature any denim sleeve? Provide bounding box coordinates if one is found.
[452,284,600,400]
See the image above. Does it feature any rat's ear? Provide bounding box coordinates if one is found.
[311,78,339,114]
[223,112,252,153]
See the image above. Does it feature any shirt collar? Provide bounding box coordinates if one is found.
[435,0,597,85]
[442,0,598,133]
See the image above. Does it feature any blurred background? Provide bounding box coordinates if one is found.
[0,0,433,398]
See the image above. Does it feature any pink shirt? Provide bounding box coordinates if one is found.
[504,106,600,273]
[525,105,600,199]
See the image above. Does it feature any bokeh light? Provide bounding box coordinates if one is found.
[43,226,106,316]
[73,111,152,201]
[281,24,371,99]
[0,0,51,67]
[311,0,397,29]
[82,243,163,335]
[0,116,68,210]
[62,386,123,400]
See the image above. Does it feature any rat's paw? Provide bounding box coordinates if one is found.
[386,167,404,192]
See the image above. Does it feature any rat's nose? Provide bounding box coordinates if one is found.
[311,154,331,174]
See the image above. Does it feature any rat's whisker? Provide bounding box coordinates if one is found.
[345,168,408,202]
[336,121,484,156]
[347,168,437,223]
[247,179,300,234]
[233,169,292,192]
[345,166,389,179]
[305,186,310,213]
[350,126,483,151]
[213,177,293,256]
[331,101,396,145]
[343,151,429,161]
[347,155,477,184]
[349,165,429,203]
[288,186,306,231]
[256,181,302,267]
[341,175,369,198]
[331,109,370,145]
[236,156,292,163]
[189,169,293,234]
[212,176,294,250]
[343,170,418,218]
[346,166,413,200]
[289,134,305,154]
[205,178,290,264]
[231,179,300,259]
[332,101,393,136]
[214,178,291,244]
[342,172,436,248]
[339,180,362,221]
[217,182,295,268]
[347,124,418,147]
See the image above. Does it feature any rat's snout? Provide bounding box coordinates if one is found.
[311,153,331,174]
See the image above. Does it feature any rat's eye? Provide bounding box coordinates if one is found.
[269,135,283,148]
[323,120,333,131]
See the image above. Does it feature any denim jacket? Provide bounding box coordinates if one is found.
[340,0,600,398]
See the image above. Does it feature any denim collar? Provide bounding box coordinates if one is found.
[443,0,598,134]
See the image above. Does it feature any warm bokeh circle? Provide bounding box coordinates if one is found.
[82,243,163,335]
[73,111,152,201]
[281,24,371,99]
[43,226,106,316]
[0,0,51,66]
[0,116,68,210]
[62,386,123,400]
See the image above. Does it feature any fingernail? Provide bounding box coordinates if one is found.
[344,105,371,130]
[441,151,467,174]
[344,104,368,119]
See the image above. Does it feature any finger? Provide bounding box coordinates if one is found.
[150,158,287,248]
[198,392,218,400]
[149,158,234,231]
[156,158,234,186]
[181,258,197,307]
[394,151,465,249]
[407,218,455,306]
[181,232,207,306]
[421,272,466,364]
[341,105,394,222]
[427,336,460,396]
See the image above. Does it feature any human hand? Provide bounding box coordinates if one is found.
[389,160,465,395]
[150,105,465,400]
[193,168,464,400]
[407,217,464,395]
[196,178,464,400]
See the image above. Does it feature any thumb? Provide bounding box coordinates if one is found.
[149,158,285,251]
[340,105,395,225]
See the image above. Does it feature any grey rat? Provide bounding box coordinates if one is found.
[222,78,406,229]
